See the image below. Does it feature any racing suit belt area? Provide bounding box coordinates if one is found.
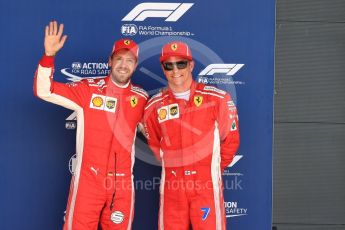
[144,81,240,230]
[34,55,148,230]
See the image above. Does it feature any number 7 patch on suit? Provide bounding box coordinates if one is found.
[201,207,210,221]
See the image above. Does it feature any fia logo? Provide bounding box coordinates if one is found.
[71,62,82,70]
[65,111,77,130]
[197,76,208,84]
[121,24,138,36]
[122,3,194,22]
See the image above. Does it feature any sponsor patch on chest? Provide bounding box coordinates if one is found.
[193,95,203,107]
[130,96,138,107]
[157,103,179,123]
[90,93,117,113]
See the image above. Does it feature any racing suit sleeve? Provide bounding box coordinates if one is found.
[217,93,240,171]
[143,102,162,162]
[33,55,88,110]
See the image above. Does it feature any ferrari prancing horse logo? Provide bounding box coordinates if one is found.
[124,40,131,45]
[130,96,138,107]
[171,43,178,51]
[194,95,203,107]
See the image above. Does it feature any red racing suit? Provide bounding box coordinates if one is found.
[34,55,148,230]
[143,81,240,230]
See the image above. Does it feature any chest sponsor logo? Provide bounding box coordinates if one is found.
[104,97,117,113]
[194,95,203,107]
[92,96,104,107]
[158,108,168,120]
[170,105,178,116]
[130,96,138,107]
[90,94,117,113]
[106,100,116,109]
[158,103,179,123]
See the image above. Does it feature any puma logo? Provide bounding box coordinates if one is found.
[90,166,99,175]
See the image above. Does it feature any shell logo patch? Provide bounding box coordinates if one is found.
[130,96,138,107]
[158,108,167,121]
[157,103,179,123]
[92,96,103,107]
[171,43,178,51]
[194,95,203,107]
[90,94,117,113]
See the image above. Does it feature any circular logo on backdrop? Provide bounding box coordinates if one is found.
[68,154,77,175]
[111,211,125,224]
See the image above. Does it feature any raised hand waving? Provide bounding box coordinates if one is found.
[44,21,67,56]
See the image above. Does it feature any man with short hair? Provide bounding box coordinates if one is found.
[34,21,148,229]
[144,41,240,230]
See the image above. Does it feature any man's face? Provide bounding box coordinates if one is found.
[161,56,194,92]
[109,49,137,85]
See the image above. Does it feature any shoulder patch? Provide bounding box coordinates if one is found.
[131,86,149,98]
[145,92,164,110]
[203,86,226,95]
[149,92,162,101]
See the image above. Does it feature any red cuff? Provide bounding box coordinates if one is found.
[39,55,55,67]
